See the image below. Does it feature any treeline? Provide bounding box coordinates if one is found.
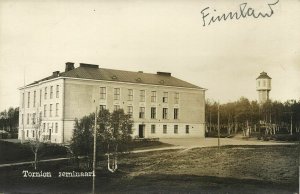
[0,107,19,133]
[205,97,300,136]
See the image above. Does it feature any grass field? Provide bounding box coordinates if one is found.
[0,144,299,193]
[0,140,68,164]
[0,140,171,164]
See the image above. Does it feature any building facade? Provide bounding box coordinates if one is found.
[18,62,206,144]
[256,72,271,104]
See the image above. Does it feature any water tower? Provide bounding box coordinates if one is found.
[256,72,271,104]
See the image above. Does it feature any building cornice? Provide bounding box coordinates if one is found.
[19,76,207,92]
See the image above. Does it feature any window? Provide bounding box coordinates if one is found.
[127,106,133,117]
[186,125,190,134]
[27,113,29,124]
[174,125,178,134]
[139,107,145,118]
[39,89,42,107]
[151,91,156,102]
[44,105,47,117]
[163,92,168,103]
[47,123,53,135]
[258,81,260,87]
[114,105,120,111]
[100,105,106,111]
[114,88,120,100]
[151,125,156,134]
[50,104,53,117]
[151,107,156,119]
[163,108,168,119]
[56,103,59,116]
[163,125,167,134]
[26,130,29,137]
[32,130,35,138]
[128,89,133,101]
[56,85,59,98]
[44,87,47,100]
[174,108,179,120]
[263,80,266,87]
[55,123,58,133]
[50,86,53,99]
[39,112,42,122]
[21,114,24,124]
[32,113,36,124]
[27,92,30,108]
[174,92,179,104]
[33,91,36,107]
[22,93,25,108]
[43,123,46,132]
[100,87,106,100]
[140,90,145,102]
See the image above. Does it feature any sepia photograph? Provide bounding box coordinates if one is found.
[0,0,299,193]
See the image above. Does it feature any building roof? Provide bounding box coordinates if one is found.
[27,63,204,90]
[256,72,271,80]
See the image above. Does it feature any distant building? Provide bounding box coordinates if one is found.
[18,62,206,143]
[256,72,271,104]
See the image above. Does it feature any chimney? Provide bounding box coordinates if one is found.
[157,71,171,76]
[65,62,75,72]
[79,63,99,68]
[52,71,60,77]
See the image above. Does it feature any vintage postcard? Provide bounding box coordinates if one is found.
[0,0,299,193]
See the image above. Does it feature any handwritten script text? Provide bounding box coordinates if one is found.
[200,0,279,27]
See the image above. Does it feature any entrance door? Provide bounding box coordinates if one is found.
[138,125,145,138]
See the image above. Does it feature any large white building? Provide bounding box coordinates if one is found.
[18,62,206,144]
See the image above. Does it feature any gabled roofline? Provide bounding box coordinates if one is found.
[19,76,207,91]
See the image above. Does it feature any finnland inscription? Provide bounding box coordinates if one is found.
[200,0,280,26]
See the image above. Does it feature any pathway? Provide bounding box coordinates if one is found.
[159,137,296,148]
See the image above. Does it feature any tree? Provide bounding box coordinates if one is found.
[13,107,19,133]
[70,108,133,172]
[28,109,43,170]
[105,109,133,172]
[0,110,8,131]
[70,114,94,168]
[221,102,236,135]
[0,107,19,133]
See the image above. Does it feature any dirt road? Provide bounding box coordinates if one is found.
[159,137,296,148]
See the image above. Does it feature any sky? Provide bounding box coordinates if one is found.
[0,0,299,111]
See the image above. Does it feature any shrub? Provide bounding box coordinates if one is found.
[272,134,299,141]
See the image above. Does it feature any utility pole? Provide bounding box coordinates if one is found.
[92,106,97,194]
[284,111,293,135]
[21,66,26,144]
[217,102,220,149]
[209,111,211,132]
[290,113,293,135]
